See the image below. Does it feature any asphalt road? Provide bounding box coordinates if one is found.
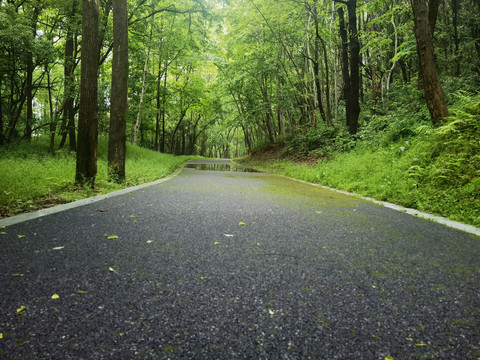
[1,159,479,359]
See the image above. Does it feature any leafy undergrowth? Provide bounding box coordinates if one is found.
[240,93,480,227]
[0,137,198,218]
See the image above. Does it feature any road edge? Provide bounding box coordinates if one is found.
[287,176,480,237]
[0,166,184,227]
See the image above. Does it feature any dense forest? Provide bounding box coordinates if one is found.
[1,0,479,186]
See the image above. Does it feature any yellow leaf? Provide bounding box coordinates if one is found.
[414,343,427,347]
[406,337,413,341]
[223,234,234,237]
[214,242,221,246]
[130,215,135,218]
[237,209,243,212]
[385,356,394,360]
[257,242,260,246]
[0,332,3,339]
[200,276,204,280]
[12,274,24,277]
[109,267,116,272]
[107,235,119,239]
[146,240,153,244]
[17,235,26,239]
[51,294,60,300]
[239,222,246,226]
[52,246,64,251]
[78,290,87,294]
[16,306,27,313]
[0,232,7,235]
[372,285,376,289]
[268,309,274,315]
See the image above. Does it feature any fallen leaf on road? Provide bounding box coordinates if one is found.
[239,222,246,226]
[16,306,27,313]
[107,235,119,239]
[52,246,64,251]
[0,333,3,339]
[0,232,6,235]
[17,235,26,239]
[109,267,116,272]
[12,274,24,277]
[146,240,153,244]
[223,234,234,237]
[372,285,377,289]
[51,294,59,299]
[268,309,275,315]
[414,343,427,347]
[78,291,87,294]
[214,242,221,245]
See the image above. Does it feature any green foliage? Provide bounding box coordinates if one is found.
[0,137,197,217]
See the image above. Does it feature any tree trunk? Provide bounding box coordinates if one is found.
[313,1,327,125]
[60,2,78,150]
[133,26,153,146]
[346,0,360,135]
[76,0,100,187]
[410,0,449,124]
[108,0,128,182]
[25,6,40,141]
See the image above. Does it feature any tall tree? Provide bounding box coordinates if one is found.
[108,0,128,182]
[410,0,449,124]
[76,0,100,186]
[336,0,361,135]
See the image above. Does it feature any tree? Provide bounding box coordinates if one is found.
[335,0,361,135]
[108,0,128,182]
[76,0,100,186]
[410,0,449,124]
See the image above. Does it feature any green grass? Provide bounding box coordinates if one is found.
[240,93,480,227]
[0,137,198,217]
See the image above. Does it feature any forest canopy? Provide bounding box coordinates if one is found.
[1,0,479,170]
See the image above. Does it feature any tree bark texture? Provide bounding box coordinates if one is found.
[108,0,128,182]
[76,0,100,186]
[411,0,449,125]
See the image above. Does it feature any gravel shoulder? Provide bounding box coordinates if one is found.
[1,160,479,359]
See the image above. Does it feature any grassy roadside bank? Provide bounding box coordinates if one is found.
[0,138,198,218]
[239,95,480,228]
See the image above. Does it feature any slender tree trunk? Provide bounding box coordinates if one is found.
[108,0,128,182]
[410,0,449,124]
[76,0,100,187]
[346,0,360,135]
[161,64,167,153]
[451,0,460,76]
[25,7,40,141]
[133,26,153,146]
[46,66,56,154]
[60,2,77,150]
[313,1,327,125]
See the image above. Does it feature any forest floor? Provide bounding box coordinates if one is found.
[1,159,479,359]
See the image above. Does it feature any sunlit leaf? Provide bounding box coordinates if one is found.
[51,294,60,299]
[16,306,27,313]
[109,267,116,272]
[372,285,377,289]
[268,309,274,315]
[107,235,119,239]
[78,290,87,294]
[53,246,64,250]
[200,276,204,280]
[0,332,3,339]
[405,337,413,341]
[214,241,221,245]
[146,240,153,244]
[0,232,7,235]
[12,274,24,277]
[239,222,246,226]
[223,234,234,237]
[17,235,26,239]
[385,356,394,360]
[414,343,427,347]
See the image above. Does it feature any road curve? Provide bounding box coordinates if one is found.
[1,159,479,359]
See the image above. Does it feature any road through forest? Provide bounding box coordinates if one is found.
[1,159,479,359]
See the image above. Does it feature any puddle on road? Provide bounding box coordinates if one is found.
[184,163,260,173]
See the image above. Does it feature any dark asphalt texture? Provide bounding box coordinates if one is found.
[1,159,479,359]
